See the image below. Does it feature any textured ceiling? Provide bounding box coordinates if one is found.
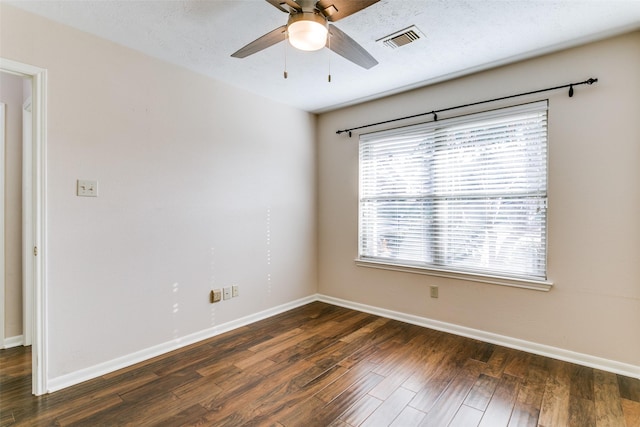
[8,0,640,112]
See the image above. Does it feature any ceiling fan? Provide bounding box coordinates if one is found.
[231,0,380,70]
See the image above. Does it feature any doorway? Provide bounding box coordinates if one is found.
[0,74,33,351]
[0,58,47,396]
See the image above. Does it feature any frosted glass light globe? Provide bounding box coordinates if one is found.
[288,14,328,51]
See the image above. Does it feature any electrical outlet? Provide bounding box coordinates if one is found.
[430,286,439,298]
[223,287,232,300]
[232,285,239,297]
[210,289,222,303]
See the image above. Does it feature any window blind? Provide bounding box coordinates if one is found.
[359,101,548,281]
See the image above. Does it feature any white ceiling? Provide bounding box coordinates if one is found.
[8,0,640,113]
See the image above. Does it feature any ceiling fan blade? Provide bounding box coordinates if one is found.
[231,25,287,58]
[265,0,302,13]
[327,24,378,69]
[317,0,380,22]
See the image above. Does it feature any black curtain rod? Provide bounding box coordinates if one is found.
[336,77,598,137]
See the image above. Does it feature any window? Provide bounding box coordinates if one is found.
[358,101,548,282]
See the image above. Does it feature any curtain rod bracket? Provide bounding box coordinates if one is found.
[432,111,438,121]
[568,84,574,97]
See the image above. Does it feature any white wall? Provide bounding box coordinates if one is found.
[318,32,640,368]
[0,72,24,341]
[1,4,317,381]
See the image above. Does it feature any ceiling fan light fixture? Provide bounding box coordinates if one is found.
[287,12,328,51]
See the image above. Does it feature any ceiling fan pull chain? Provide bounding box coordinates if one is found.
[284,31,289,79]
[327,31,332,83]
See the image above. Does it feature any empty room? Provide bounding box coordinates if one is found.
[1,1,639,426]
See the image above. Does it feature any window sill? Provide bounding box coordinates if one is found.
[354,259,553,292]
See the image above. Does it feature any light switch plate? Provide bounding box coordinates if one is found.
[77,179,98,197]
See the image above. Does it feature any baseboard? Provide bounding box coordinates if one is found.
[2,335,24,349]
[317,294,640,380]
[46,291,640,393]
[47,294,317,393]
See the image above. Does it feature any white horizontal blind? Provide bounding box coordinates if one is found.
[359,101,548,280]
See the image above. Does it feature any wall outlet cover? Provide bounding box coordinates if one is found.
[77,179,98,197]
[211,289,222,303]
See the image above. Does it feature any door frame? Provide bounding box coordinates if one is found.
[22,97,33,347]
[0,58,48,396]
[0,102,5,349]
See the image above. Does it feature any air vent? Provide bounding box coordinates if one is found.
[377,25,425,49]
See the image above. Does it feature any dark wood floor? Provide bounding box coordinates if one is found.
[1,302,639,426]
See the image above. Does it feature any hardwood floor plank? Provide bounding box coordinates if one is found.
[2,302,639,426]
[568,396,596,427]
[369,370,415,402]
[360,386,415,427]
[368,334,436,401]
[315,361,380,403]
[538,359,571,427]
[340,317,390,344]
[119,369,202,403]
[401,334,448,393]
[449,404,484,427]
[53,394,124,425]
[171,374,223,403]
[9,375,137,426]
[213,360,347,425]
[594,370,626,426]
[464,373,500,411]
[503,350,532,379]
[151,403,210,427]
[338,394,383,426]
[195,358,243,379]
[389,405,427,426]
[469,341,496,363]
[0,410,15,427]
[619,375,640,403]
[570,364,595,401]
[289,362,348,390]
[409,335,478,412]
[247,327,305,353]
[419,358,486,427]
[483,346,511,378]
[70,391,194,426]
[272,395,326,426]
[621,398,640,427]
[507,364,548,427]
[242,359,322,405]
[478,373,520,427]
[279,370,385,426]
[267,333,334,365]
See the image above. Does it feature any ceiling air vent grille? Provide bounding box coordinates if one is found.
[378,26,425,49]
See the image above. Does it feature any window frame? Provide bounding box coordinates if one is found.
[356,101,552,291]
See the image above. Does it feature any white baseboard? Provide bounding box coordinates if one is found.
[47,295,317,393]
[2,335,24,349]
[46,292,640,393]
[317,294,640,380]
